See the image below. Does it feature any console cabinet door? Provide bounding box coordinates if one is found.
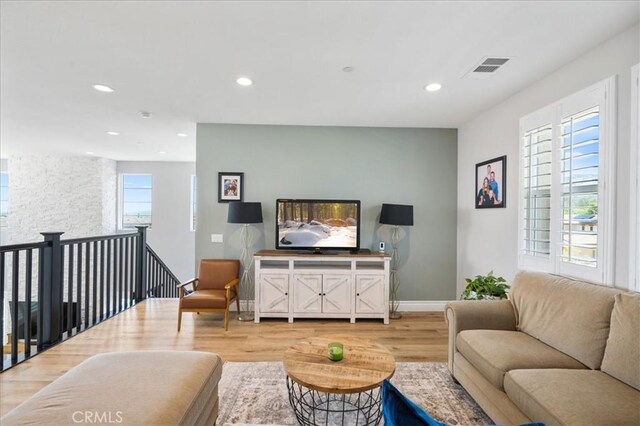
[293,274,322,313]
[260,274,289,313]
[322,275,351,314]
[355,275,385,314]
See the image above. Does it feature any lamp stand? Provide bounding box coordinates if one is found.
[389,225,402,319]
[237,223,255,322]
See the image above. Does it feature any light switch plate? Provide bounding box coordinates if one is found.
[211,234,224,243]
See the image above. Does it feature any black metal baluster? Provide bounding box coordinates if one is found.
[130,237,135,305]
[146,251,151,298]
[113,239,118,313]
[118,238,123,312]
[76,243,82,331]
[67,245,74,334]
[11,250,19,365]
[112,238,117,313]
[100,240,105,320]
[124,237,130,308]
[154,257,159,297]
[160,258,163,297]
[92,241,98,325]
[25,249,33,358]
[0,252,4,366]
[84,242,90,329]
[106,239,111,317]
[37,246,44,351]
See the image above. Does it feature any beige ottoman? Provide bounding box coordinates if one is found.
[1,351,222,425]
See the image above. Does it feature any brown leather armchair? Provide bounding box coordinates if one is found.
[177,259,240,331]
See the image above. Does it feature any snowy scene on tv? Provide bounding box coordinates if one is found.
[277,201,358,248]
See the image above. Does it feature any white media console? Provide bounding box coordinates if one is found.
[254,250,391,324]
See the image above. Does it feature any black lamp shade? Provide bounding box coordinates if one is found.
[379,203,414,226]
[227,202,263,224]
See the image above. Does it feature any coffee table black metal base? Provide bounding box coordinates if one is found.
[286,376,382,426]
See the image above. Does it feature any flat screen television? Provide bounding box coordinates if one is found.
[276,199,361,251]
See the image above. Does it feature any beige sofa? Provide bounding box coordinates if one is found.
[446,271,640,426]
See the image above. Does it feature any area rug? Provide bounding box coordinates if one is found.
[217,362,492,426]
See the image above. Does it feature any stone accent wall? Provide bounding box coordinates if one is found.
[2,156,117,345]
[7,156,116,243]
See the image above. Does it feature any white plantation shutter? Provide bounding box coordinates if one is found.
[519,76,615,284]
[522,124,553,259]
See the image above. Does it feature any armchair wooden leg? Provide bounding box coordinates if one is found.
[224,307,229,331]
[236,296,240,316]
[177,308,182,332]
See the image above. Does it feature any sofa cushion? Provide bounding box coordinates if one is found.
[504,369,640,426]
[510,271,621,369]
[456,330,586,390]
[601,292,640,390]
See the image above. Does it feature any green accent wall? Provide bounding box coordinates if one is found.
[196,123,457,300]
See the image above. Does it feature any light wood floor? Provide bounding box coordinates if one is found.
[0,298,448,416]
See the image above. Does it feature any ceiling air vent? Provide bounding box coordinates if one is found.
[473,65,500,73]
[482,58,510,66]
[463,57,512,80]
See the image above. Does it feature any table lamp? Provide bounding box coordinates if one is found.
[227,202,263,321]
[379,203,414,319]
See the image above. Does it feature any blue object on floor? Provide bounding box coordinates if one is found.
[381,379,545,426]
[381,379,447,426]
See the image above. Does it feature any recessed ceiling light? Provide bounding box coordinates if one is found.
[342,66,354,73]
[86,151,94,155]
[139,111,152,119]
[177,133,188,137]
[93,84,114,93]
[158,151,167,155]
[106,131,120,136]
[425,83,442,92]
[236,77,253,86]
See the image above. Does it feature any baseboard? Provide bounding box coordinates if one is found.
[397,300,449,312]
[231,300,448,312]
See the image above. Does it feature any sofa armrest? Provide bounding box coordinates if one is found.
[445,300,516,374]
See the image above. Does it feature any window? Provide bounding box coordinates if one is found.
[519,76,615,284]
[120,174,152,228]
[0,172,8,228]
[190,175,197,232]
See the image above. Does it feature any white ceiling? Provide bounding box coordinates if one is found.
[1,1,638,162]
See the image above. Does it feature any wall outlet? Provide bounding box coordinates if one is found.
[211,234,224,243]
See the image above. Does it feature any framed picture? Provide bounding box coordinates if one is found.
[475,156,506,209]
[218,172,244,203]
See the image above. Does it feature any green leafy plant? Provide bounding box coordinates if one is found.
[461,271,510,300]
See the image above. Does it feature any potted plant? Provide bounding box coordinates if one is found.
[461,271,510,300]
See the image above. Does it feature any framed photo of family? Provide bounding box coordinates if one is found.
[218,172,243,203]
[475,156,506,209]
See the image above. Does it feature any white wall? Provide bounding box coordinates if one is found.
[457,24,640,293]
[117,161,195,282]
[6,156,116,243]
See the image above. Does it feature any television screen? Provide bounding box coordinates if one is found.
[276,199,360,250]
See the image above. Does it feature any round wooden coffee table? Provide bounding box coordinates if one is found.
[283,335,396,426]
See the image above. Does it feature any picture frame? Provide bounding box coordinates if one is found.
[475,156,506,209]
[218,172,244,203]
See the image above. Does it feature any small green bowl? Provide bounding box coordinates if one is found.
[328,342,343,361]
